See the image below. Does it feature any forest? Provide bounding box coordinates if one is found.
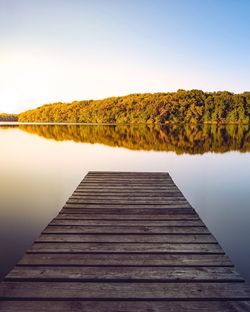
[18,90,250,124]
[0,114,18,122]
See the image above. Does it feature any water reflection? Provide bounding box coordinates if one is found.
[2,123,250,154]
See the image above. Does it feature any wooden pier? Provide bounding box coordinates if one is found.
[0,171,250,311]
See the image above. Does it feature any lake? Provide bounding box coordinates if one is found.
[0,123,250,283]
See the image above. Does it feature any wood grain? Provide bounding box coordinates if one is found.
[1,301,250,312]
[17,253,233,266]
[1,282,250,299]
[28,242,224,253]
[6,266,242,282]
[36,234,216,243]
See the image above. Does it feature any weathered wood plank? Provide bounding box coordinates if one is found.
[43,225,209,234]
[64,203,192,209]
[86,174,171,179]
[61,207,195,214]
[67,196,188,203]
[79,185,176,189]
[86,172,170,176]
[17,253,233,267]
[75,188,181,192]
[85,176,172,180]
[1,300,250,312]
[84,178,173,182]
[5,266,242,282]
[76,186,180,190]
[79,183,177,187]
[67,199,189,205]
[73,191,183,196]
[50,219,204,226]
[80,178,174,182]
[88,171,170,175]
[75,186,180,190]
[84,177,172,180]
[71,195,185,200]
[28,242,223,253]
[36,234,216,243]
[82,181,174,185]
[83,174,171,177]
[1,282,250,299]
[85,176,171,179]
[56,213,199,220]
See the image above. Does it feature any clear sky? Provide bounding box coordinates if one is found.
[0,0,249,113]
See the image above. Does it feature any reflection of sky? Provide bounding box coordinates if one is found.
[0,127,250,283]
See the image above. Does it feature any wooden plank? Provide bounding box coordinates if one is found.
[56,213,199,220]
[36,234,216,243]
[64,203,192,209]
[86,172,170,176]
[71,194,185,199]
[73,191,183,196]
[74,187,181,192]
[84,177,172,181]
[67,196,188,203]
[86,174,171,177]
[82,180,174,184]
[87,172,171,177]
[88,180,175,183]
[68,197,187,203]
[5,266,242,282]
[1,301,250,312]
[84,177,173,181]
[75,186,180,190]
[50,219,204,226]
[17,253,234,267]
[76,188,181,193]
[1,282,250,299]
[85,176,171,178]
[80,183,175,186]
[43,225,209,234]
[87,171,170,174]
[67,199,189,205]
[61,207,196,214]
[79,179,175,183]
[76,187,181,192]
[76,186,179,190]
[81,178,174,182]
[28,242,223,253]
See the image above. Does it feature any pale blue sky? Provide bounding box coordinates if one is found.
[0,0,249,112]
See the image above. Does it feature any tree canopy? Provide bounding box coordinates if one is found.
[18,90,250,124]
[0,113,18,122]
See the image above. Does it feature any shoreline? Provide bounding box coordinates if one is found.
[1,121,250,126]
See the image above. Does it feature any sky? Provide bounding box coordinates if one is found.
[0,0,250,113]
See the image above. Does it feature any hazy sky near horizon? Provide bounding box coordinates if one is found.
[1,0,250,113]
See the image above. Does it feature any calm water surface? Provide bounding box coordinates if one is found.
[0,124,250,282]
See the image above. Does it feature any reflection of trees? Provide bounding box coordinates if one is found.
[14,124,250,154]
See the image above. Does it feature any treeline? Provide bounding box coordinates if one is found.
[18,90,250,124]
[14,124,250,154]
[0,114,18,122]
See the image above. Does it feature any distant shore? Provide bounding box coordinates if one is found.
[2,90,250,124]
[1,121,250,126]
